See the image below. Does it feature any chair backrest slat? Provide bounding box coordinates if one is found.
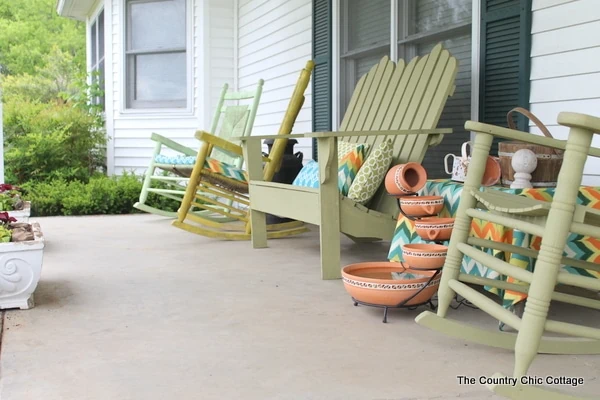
[262,61,315,182]
[336,43,458,214]
[208,80,264,167]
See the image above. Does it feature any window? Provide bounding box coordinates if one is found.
[125,0,187,109]
[339,0,390,111]
[339,0,473,177]
[90,9,105,110]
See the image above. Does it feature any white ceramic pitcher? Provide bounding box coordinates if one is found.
[444,142,471,182]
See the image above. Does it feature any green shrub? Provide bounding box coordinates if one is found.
[1,46,105,185]
[3,100,106,184]
[20,174,181,216]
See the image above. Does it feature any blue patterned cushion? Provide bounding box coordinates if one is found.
[155,154,247,183]
[155,154,196,165]
[292,144,366,195]
[292,160,320,188]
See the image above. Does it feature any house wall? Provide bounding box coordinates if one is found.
[530,0,600,186]
[208,0,236,118]
[104,0,235,175]
[236,0,313,159]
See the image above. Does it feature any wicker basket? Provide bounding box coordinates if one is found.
[498,108,563,188]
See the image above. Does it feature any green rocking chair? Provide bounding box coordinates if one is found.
[417,112,600,399]
[134,81,264,218]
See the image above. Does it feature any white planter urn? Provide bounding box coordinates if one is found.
[0,222,44,310]
[5,201,31,223]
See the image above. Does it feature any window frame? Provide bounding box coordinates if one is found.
[334,0,480,129]
[89,7,106,110]
[121,0,193,114]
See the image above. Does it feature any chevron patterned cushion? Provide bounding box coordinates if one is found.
[204,157,248,183]
[292,143,366,195]
[338,140,369,159]
[338,145,365,195]
[347,139,394,204]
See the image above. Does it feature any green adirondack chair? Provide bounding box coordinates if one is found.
[240,43,457,280]
[416,112,600,399]
[133,81,263,218]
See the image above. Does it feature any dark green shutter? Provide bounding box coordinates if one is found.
[312,0,332,161]
[479,0,532,135]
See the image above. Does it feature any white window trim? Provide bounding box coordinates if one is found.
[87,2,105,85]
[332,0,480,128]
[120,0,195,116]
[88,5,105,109]
[470,0,481,131]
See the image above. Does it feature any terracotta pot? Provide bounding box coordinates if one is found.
[385,163,428,196]
[402,243,448,270]
[482,156,502,187]
[342,262,440,306]
[399,196,444,217]
[414,217,455,241]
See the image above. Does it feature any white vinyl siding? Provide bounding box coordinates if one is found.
[237,0,313,159]
[529,0,600,186]
[208,0,235,118]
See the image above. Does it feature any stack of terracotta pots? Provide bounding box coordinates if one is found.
[384,162,454,270]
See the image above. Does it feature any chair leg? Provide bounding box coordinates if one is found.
[437,133,494,317]
[177,143,210,223]
[317,137,341,280]
[138,141,162,205]
[249,209,268,248]
[512,243,564,377]
[513,126,592,378]
[320,223,341,280]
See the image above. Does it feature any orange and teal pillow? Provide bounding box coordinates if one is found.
[338,145,365,195]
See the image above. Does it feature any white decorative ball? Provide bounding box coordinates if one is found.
[512,149,538,174]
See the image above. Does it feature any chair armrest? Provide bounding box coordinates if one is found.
[234,134,308,141]
[195,130,244,157]
[558,112,600,134]
[150,133,197,156]
[196,131,271,162]
[233,129,452,141]
[465,121,600,158]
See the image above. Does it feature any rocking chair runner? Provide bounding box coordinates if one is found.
[171,61,315,239]
[241,43,457,279]
[416,112,600,399]
[133,81,263,218]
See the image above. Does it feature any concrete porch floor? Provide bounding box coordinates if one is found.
[0,215,599,400]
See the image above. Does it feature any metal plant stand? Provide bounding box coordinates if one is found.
[351,192,445,323]
[352,265,440,323]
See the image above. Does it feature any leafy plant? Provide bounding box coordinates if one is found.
[0,185,25,211]
[0,184,21,193]
[3,100,106,184]
[20,173,181,216]
[0,0,85,76]
[0,226,11,243]
[0,194,14,211]
[0,212,16,225]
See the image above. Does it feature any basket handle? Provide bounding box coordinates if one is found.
[507,107,553,138]
[507,107,560,154]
